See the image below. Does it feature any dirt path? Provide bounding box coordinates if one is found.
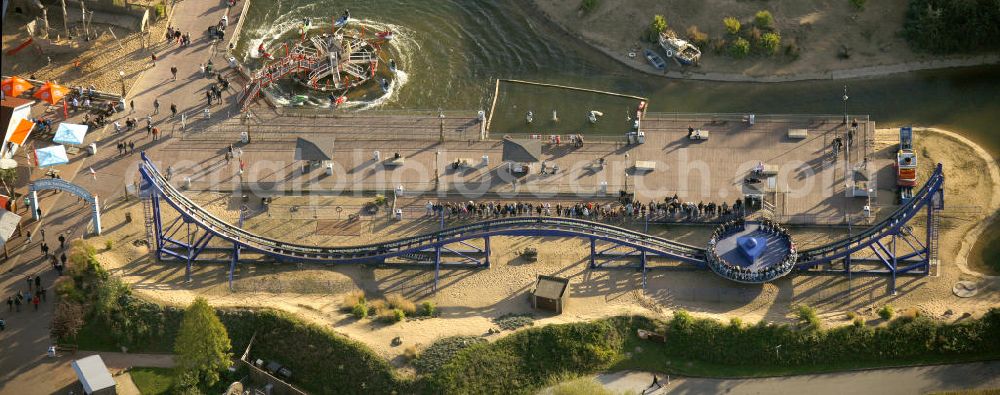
[590,362,1000,395]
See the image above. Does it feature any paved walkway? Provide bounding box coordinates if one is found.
[595,362,1000,395]
[0,0,239,392]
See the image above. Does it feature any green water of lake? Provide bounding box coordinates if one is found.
[236,0,998,265]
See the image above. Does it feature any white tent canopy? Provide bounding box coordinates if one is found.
[53,122,88,145]
[71,355,116,394]
[35,145,69,167]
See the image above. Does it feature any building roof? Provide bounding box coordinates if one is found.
[294,136,335,162]
[71,355,116,394]
[1,96,36,110]
[534,275,569,300]
[502,138,541,163]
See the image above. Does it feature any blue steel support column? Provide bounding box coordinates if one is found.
[434,242,442,292]
[589,238,596,268]
[152,193,164,261]
[185,222,193,283]
[640,250,648,290]
[925,200,933,274]
[229,240,239,291]
[890,233,898,294]
[484,236,491,268]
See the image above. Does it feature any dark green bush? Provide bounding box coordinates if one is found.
[413,336,487,374]
[579,0,599,14]
[904,0,1000,53]
[730,37,751,57]
[427,319,626,394]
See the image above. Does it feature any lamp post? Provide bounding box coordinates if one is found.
[623,153,630,193]
[439,108,445,142]
[842,85,849,125]
[119,70,126,98]
[776,344,782,360]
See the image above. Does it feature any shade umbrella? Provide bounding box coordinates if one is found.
[34,145,69,167]
[53,123,88,145]
[1,76,34,97]
[33,81,70,105]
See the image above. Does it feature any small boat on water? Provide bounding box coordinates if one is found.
[389,58,397,72]
[658,33,701,65]
[643,49,666,70]
[376,30,394,41]
[588,110,603,124]
[380,78,390,92]
[552,110,558,122]
[526,111,534,124]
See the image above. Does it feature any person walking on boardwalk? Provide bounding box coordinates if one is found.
[40,286,47,302]
[153,99,160,115]
[170,65,178,81]
[129,141,136,154]
[14,295,21,312]
[130,100,136,114]
[32,295,40,311]
[58,234,65,250]
[26,276,32,291]
[170,103,177,118]
[34,275,41,290]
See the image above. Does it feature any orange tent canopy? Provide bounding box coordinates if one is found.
[1,76,33,97]
[32,81,70,104]
[8,118,35,146]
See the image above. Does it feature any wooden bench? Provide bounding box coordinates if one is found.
[633,160,656,171]
[689,130,709,140]
[385,156,405,167]
[787,129,809,139]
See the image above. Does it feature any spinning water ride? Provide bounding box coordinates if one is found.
[239,13,395,112]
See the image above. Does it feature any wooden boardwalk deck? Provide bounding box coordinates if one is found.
[160,113,891,225]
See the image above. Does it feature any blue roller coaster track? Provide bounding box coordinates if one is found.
[138,153,943,293]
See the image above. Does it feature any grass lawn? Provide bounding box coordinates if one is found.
[130,367,175,395]
[74,318,174,353]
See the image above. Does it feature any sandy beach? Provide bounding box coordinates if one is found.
[85,127,1000,365]
[530,0,1000,81]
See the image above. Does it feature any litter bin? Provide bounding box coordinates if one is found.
[394,209,403,220]
[325,163,334,176]
[482,155,489,166]
[240,131,249,144]
[635,131,645,144]
[88,143,97,156]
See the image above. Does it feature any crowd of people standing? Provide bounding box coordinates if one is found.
[706,218,798,282]
[421,194,761,224]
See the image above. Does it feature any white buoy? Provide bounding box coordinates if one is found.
[552,110,558,122]
[526,111,534,124]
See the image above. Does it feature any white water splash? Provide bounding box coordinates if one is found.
[243,8,420,110]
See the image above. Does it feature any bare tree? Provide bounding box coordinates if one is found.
[51,300,86,342]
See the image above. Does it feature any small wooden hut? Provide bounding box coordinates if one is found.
[531,275,570,314]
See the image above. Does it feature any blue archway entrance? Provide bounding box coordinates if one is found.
[28,178,102,235]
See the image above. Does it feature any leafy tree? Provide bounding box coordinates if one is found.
[646,14,668,41]
[0,167,16,197]
[723,16,741,35]
[904,0,1000,53]
[730,37,750,57]
[174,297,232,389]
[760,32,782,55]
[755,10,775,30]
[850,0,867,11]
